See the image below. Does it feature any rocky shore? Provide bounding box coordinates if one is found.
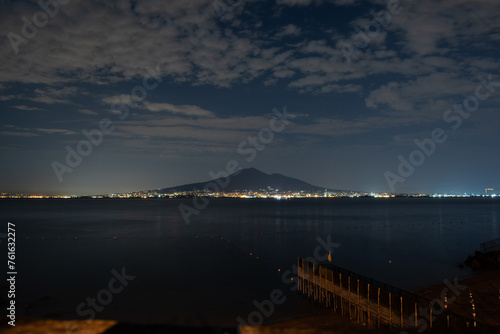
[464,250,500,269]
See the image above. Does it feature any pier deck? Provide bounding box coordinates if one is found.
[297,258,486,330]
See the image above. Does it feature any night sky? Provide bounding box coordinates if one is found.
[0,0,499,195]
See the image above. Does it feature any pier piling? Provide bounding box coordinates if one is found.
[297,257,486,330]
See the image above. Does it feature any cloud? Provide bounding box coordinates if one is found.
[36,128,77,135]
[79,109,99,115]
[101,94,216,118]
[365,81,413,112]
[0,0,498,142]
[317,84,362,94]
[276,0,356,6]
[108,107,422,154]
[365,72,477,116]
[12,105,44,111]
[102,95,132,106]
[0,95,21,101]
[108,113,288,147]
[276,24,302,38]
[288,73,363,93]
[141,102,215,118]
[0,0,497,101]
[276,0,317,6]
[26,87,82,105]
[386,0,500,56]
[0,0,279,88]
[331,0,357,5]
[0,131,40,137]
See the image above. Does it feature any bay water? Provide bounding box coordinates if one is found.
[1,198,498,327]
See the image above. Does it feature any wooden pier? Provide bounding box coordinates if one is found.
[480,237,500,253]
[297,258,486,330]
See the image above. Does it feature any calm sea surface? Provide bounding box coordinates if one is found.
[1,198,499,327]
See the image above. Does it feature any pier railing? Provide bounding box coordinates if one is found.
[480,237,500,253]
[297,258,485,330]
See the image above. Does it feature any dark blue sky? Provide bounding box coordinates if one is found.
[1,0,499,195]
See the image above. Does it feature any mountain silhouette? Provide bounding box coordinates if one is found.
[153,168,342,193]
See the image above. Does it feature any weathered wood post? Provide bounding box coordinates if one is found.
[308,261,311,299]
[298,258,301,294]
[327,268,330,309]
[318,267,321,303]
[316,268,319,303]
[400,296,403,328]
[323,268,327,308]
[322,268,326,306]
[307,264,314,301]
[340,273,343,316]
[301,259,304,294]
[307,261,311,299]
[389,292,392,328]
[313,267,319,302]
[377,287,380,327]
[317,267,320,304]
[301,258,304,294]
[333,270,337,312]
[314,267,317,302]
[304,260,307,297]
[414,302,418,329]
[325,268,328,309]
[322,267,325,306]
[313,268,319,302]
[348,276,351,319]
[303,259,306,295]
[302,260,305,296]
[357,279,360,323]
[367,283,371,325]
[328,268,332,309]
